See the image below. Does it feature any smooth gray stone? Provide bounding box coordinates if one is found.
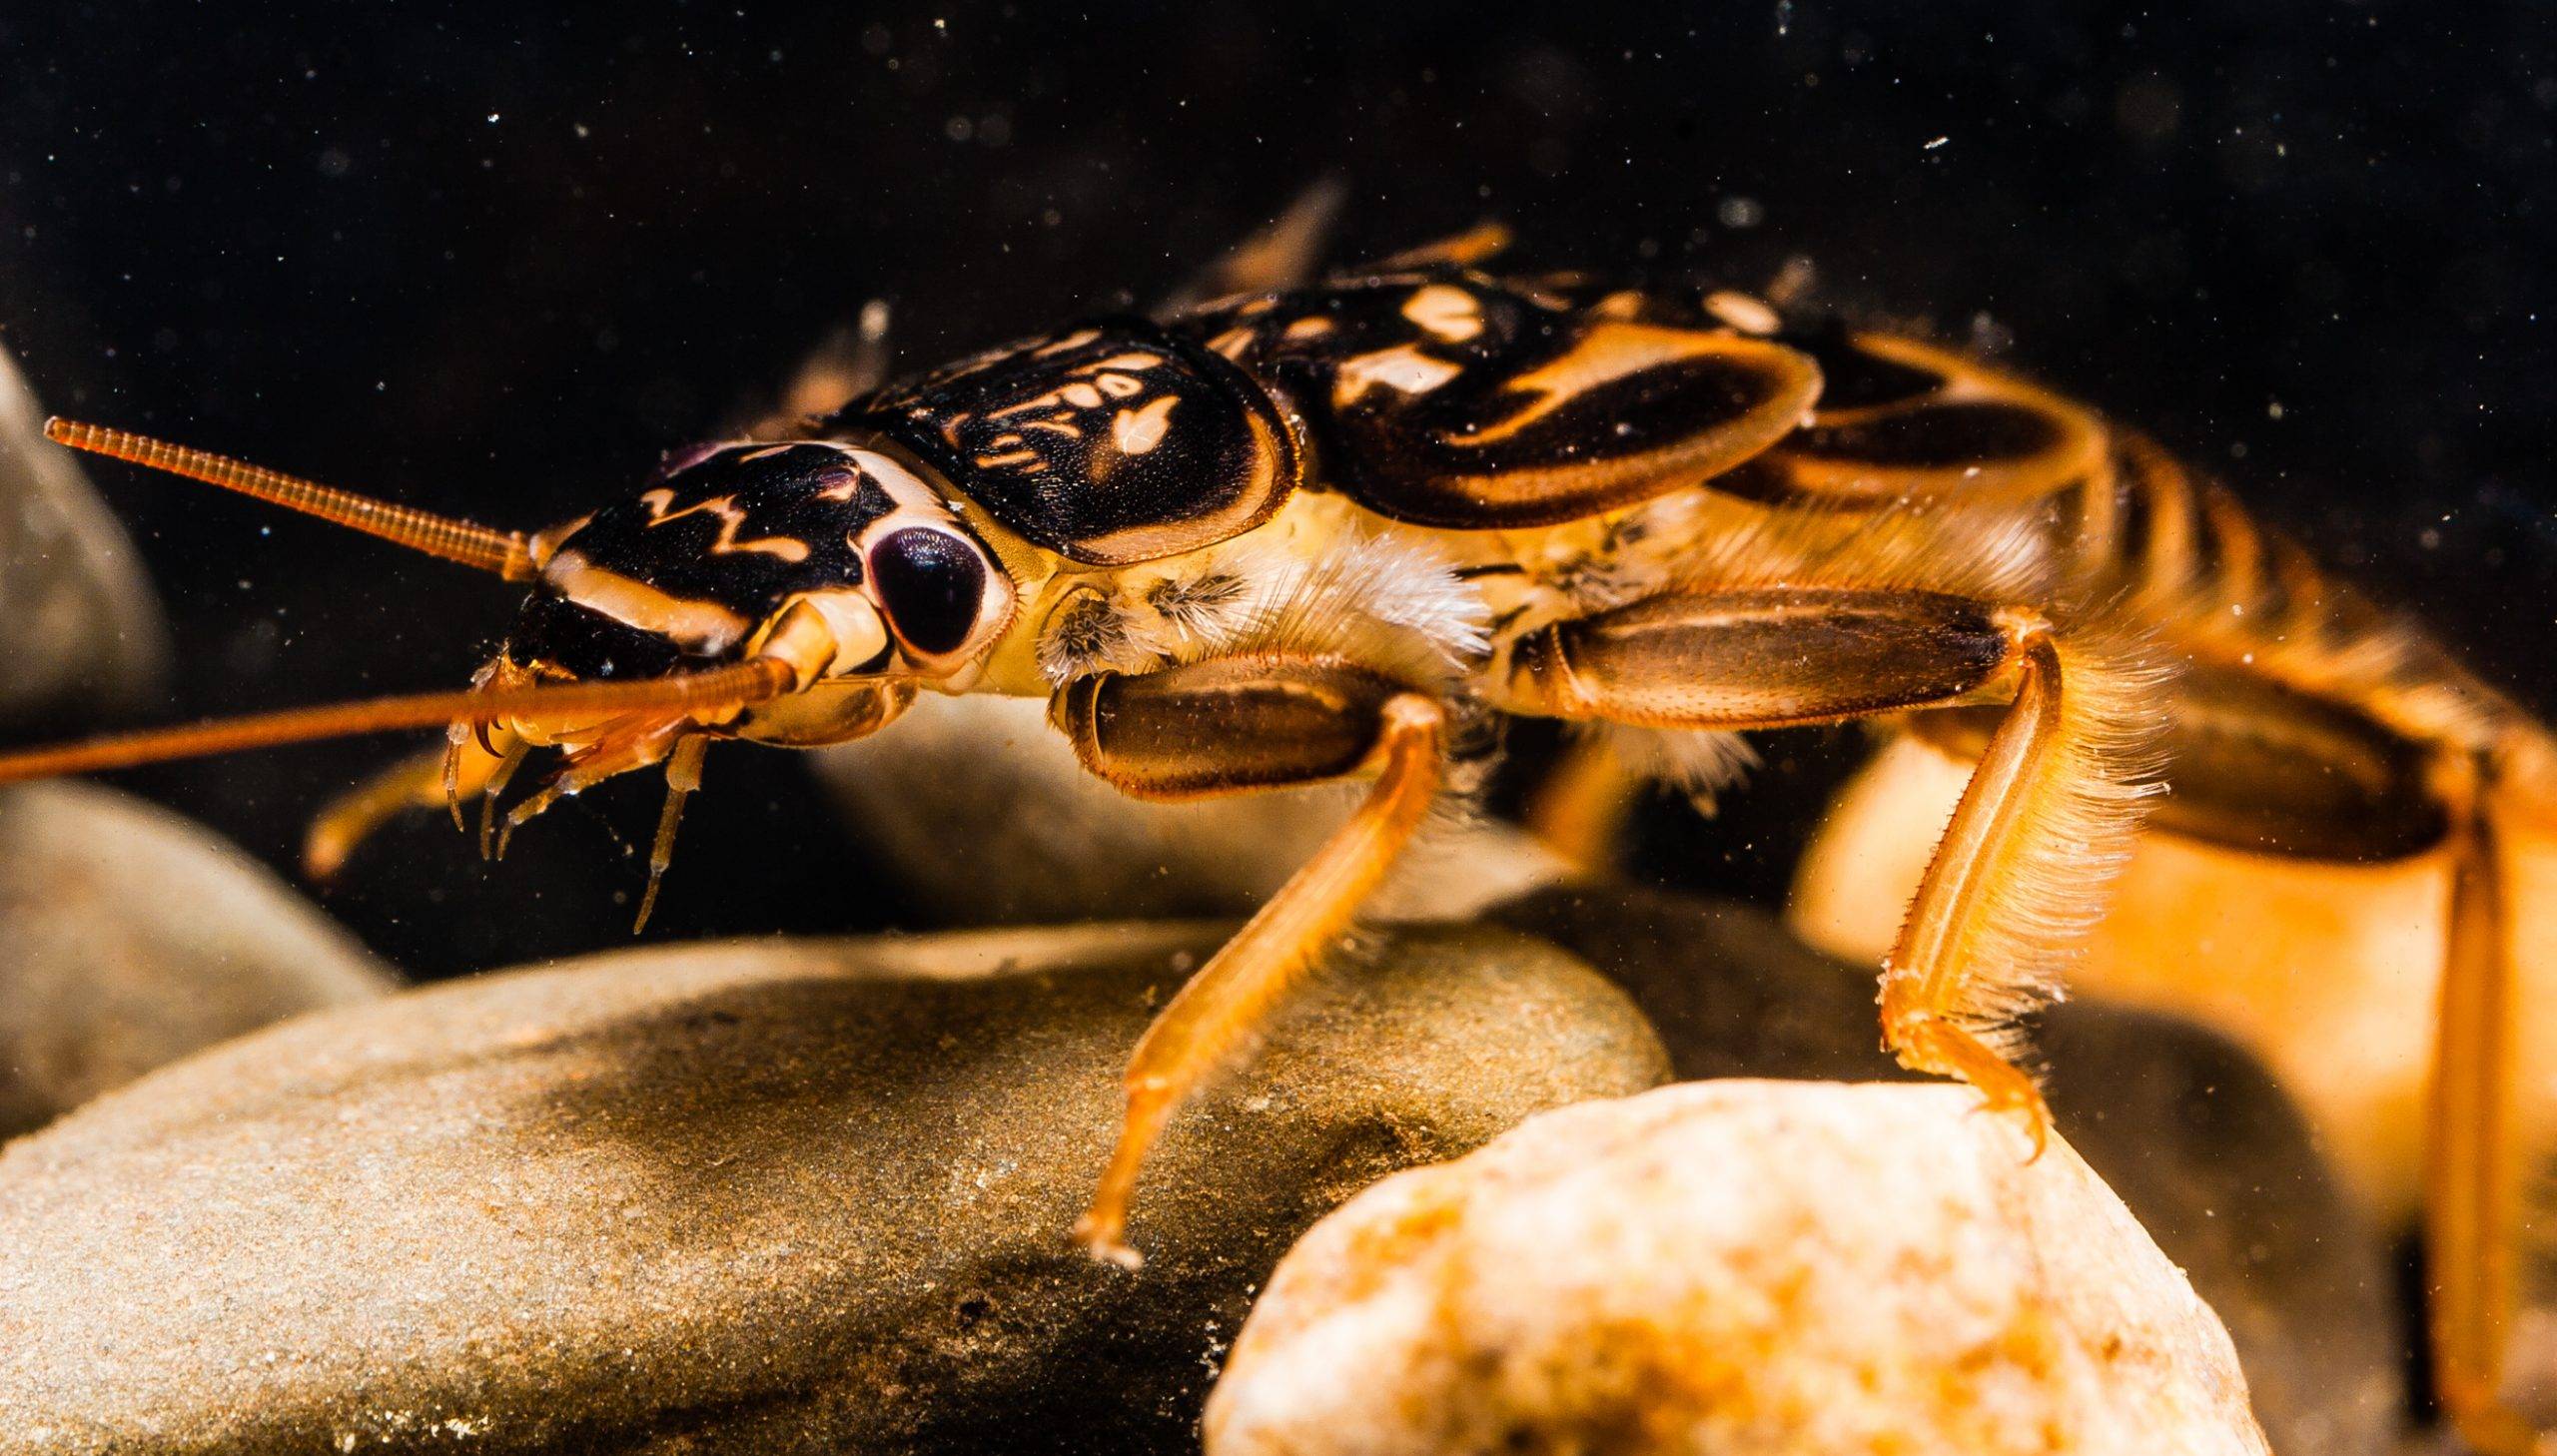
[1492,883,2405,1456]
[0,922,1668,1455]
[0,781,398,1137]
[0,347,165,729]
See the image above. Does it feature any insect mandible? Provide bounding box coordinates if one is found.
[5,214,2551,1452]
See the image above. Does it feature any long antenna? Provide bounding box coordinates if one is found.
[45,417,535,580]
[0,657,793,785]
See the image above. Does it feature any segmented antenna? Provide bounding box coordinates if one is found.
[0,657,794,785]
[45,417,535,580]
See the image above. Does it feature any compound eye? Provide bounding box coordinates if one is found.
[867,526,991,659]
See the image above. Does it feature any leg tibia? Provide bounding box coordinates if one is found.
[1062,662,1447,1266]
[1880,631,2167,1124]
[2427,770,2536,1454]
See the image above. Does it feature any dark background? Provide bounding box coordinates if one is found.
[2,1,2551,977]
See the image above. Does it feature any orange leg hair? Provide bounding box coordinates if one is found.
[1876,631,2077,1141]
[1051,655,1448,1266]
[1501,587,2168,1143]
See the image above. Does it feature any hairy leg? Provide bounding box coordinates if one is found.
[1052,655,1446,1265]
[1503,587,2165,1143]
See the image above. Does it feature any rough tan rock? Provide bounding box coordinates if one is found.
[0,781,398,1136]
[0,922,1667,1455]
[1206,1080,2273,1456]
[1497,883,2402,1456]
[0,347,165,727]
[813,692,1569,924]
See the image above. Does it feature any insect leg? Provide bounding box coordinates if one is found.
[302,727,522,881]
[475,734,533,860]
[1503,587,2167,1144]
[746,300,898,435]
[1876,627,2081,1146]
[1856,655,2552,1447]
[1051,656,1446,1266]
[1520,731,1639,875]
[632,733,709,934]
[495,717,692,859]
[1157,176,1347,314]
[1367,220,1514,270]
[2428,757,2535,1455]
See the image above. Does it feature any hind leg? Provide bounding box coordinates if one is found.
[1522,731,1641,876]
[2428,760,2534,1454]
[1825,664,2545,1448]
[1502,587,2164,1142]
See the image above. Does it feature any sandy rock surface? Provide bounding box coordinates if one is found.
[0,781,398,1136]
[1498,883,2402,1456]
[814,692,1570,924]
[0,346,165,727]
[1207,1080,2273,1456]
[0,921,1667,1455]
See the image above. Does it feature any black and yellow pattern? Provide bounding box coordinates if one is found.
[841,319,1298,566]
[1188,268,1819,528]
[1716,325,2110,508]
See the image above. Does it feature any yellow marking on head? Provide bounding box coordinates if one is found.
[541,552,752,653]
[1402,284,1485,343]
[637,488,813,561]
[1111,395,1182,455]
[1283,316,1336,341]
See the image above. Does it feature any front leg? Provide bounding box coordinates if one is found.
[1053,654,1448,1266]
